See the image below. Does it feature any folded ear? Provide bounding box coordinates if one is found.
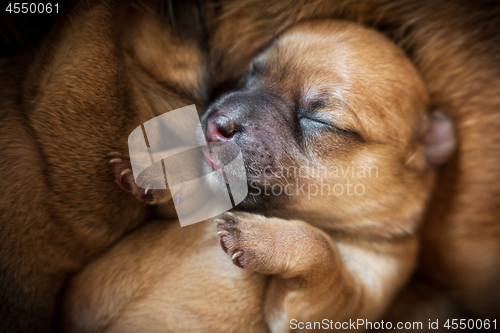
[406,111,457,170]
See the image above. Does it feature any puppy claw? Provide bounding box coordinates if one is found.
[220,238,228,253]
[214,218,226,225]
[231,250,244,260]
[109,152,133,193]
[113,168,131,192]
[231,250,245,268]
[140,183,159,203]
[120,169,132,177]
[217,230,229,237]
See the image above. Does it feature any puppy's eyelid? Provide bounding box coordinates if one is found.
[298,107,363,141]
[297,105,331,125]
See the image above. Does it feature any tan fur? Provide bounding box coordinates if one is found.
[0,1,206,331]
[3,0,499,330]
[60,21,450,332]
[61,220,268,333]
[206,0,500,318]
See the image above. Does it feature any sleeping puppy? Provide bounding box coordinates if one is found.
[0,0,206,331]
[60,20,455,332]
[208,0,500,318]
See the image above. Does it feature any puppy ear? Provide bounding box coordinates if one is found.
[406,111,456,170]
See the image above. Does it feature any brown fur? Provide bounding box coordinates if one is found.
[0,0,206,331]
[370,279,465,333]
[2,0,499,330]
[205,0,500,318]
[60,20,454,332]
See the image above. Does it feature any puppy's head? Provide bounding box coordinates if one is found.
[202,20,455,231]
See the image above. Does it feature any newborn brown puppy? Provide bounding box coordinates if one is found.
[0,0,206,331]
[61,20,455,332]
[208,0,500,318]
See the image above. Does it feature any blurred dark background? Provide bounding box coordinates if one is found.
[0,0,74,57]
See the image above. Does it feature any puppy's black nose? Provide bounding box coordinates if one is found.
[214,115,235,138]
[206,113,237,142]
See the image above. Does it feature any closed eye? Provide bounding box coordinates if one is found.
[297,99,336,136]
[299,114,361,141]
[299,116,329,133]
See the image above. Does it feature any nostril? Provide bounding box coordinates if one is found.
[214,115,235,138]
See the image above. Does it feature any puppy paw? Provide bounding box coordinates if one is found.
[215,211,274,272]
[109,152,135,191]
[109,152,171,204]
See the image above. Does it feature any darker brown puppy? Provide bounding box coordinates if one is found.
[61,20,455,333]
[207,0,500,318]
[0,0,206,331]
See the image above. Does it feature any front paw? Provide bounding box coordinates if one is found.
[109,152,171,204]
[215,211,273,272]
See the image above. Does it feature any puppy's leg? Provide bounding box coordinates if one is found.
[109,152,172,204]
[216,212,417,333]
